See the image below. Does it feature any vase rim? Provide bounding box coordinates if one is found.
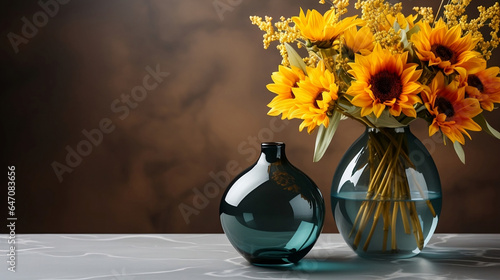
[367,126,409,132]
[261,142,285,146]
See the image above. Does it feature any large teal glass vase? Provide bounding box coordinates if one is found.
[220,142,325,266]
[331,127,442,259]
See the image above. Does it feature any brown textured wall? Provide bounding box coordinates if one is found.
[1,0,499,233]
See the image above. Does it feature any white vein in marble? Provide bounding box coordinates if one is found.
[0,234,499,280]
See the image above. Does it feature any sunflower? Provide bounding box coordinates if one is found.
[422,72,482,144]
[290,61,339,133]
[346,44,422,118]
[466,66,500,111]
[343,26,375,60]
[266,65,306,119]
[410,19,485,76]
[292,8,362,47]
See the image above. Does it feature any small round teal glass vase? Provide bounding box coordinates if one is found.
[331,127,442,259]
[220,142,325,266]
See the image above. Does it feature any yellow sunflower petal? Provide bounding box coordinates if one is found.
[346,44,422,119]
[423,73,484,144]
[411,19,483,76]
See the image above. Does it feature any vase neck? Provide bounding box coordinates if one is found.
[259,142,286,163]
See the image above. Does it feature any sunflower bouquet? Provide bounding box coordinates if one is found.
[251,0,500,255]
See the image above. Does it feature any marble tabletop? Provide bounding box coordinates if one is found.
[1,234,499,280]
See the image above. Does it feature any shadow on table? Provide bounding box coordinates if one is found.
[262,247,500,275]
[267,256,386,275]
[293,257,364,272]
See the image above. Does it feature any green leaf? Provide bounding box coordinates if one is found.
[393,21,411,51]
[313,110,342,162]
[285,43,308,74]
[453,141,466,164]
[474,114,500,139]
[405,25,421,61]
[416,104,428,113]
[406,25,421,41]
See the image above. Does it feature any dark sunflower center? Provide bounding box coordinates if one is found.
[435,96,455,118]
[467,74,484,92]
[369,70,402,103]
[431,44,456,64]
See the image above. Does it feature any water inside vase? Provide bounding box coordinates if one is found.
[332,191,442,259]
